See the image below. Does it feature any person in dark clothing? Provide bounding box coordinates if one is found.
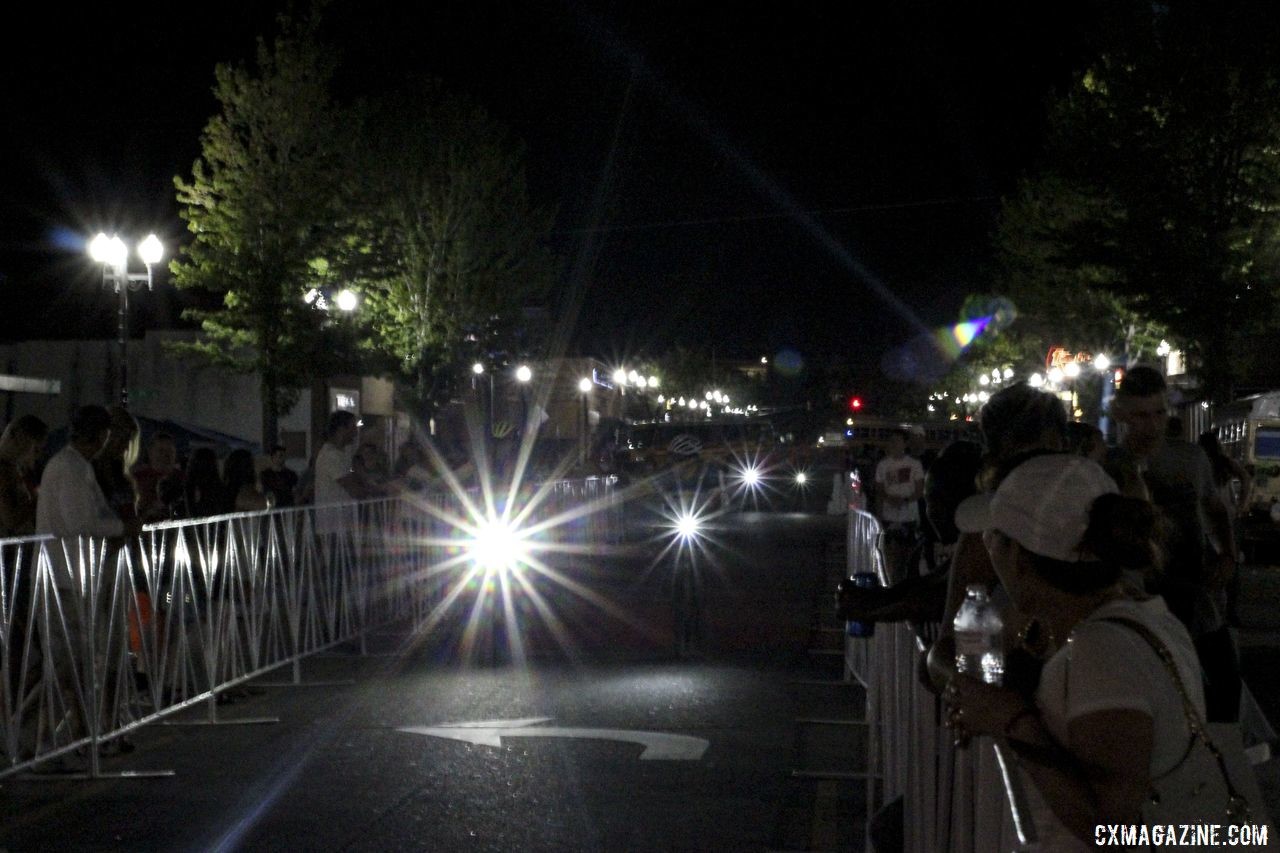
[224,448,270,512]
[1107,365,1241,721]
[259,445,298,508]
[185,447,229,518]
[0,414,47,709]
[93,406,141,526]
[0,415,47,537]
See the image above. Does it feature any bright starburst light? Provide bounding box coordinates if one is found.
[723,446,783,511]
[466,516,529,573]
[394,400,674,668]
[675,512,702,540]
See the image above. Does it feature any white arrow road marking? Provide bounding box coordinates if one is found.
[398,717,709,760]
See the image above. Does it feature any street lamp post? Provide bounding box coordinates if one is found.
[516,364,532,433]
[577,377,592,467]
[89,232,164,407]
[472,362,495,443]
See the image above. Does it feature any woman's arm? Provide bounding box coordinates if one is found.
[950,678,1154,844]
[1013,708,1153,843]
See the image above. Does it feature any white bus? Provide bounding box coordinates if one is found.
[1211,391,1280,514]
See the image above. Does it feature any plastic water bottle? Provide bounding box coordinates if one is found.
[953,584,1003,685]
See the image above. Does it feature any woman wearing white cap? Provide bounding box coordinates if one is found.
[945,453,1262,848]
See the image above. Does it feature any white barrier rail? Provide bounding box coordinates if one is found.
[0,477,622,780]
[844,507,1036,852]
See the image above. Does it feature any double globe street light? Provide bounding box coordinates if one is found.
[88,232,164,407]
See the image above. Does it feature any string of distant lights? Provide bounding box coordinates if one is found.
[925,347,1148,421]
[610,363,763,418]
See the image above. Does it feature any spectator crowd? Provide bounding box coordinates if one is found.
[0,405,470,769]
[840,367,1273,849]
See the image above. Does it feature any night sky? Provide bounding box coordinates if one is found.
[0,0,1099,381]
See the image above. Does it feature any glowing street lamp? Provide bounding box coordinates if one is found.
[514,364,533,428]
[334,289,359,312]
[88,231,164,407]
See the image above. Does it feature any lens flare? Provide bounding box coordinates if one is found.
[950,317,990,350]
[674,512,701,540]
[395,399,662,668]
[466,516,528,573]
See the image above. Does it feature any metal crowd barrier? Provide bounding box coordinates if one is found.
[0,478,621,781]
[539,477,624,544]
[843,507,1036,852]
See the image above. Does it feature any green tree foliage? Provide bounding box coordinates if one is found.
[996,181,1167,363]
[341,83,556,413]
[992,1,1280,400]
[171,14,344,446]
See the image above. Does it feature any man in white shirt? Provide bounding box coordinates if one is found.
[313,410,386,536]
[34,405,140,761]
[37,406,141,570]
[874,429,925,579]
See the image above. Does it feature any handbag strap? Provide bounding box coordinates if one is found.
[1098,615,1250,818]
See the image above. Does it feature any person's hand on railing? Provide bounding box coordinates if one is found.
[835,576,889,621]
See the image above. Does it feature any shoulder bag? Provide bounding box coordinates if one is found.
[1099,616,1269,832]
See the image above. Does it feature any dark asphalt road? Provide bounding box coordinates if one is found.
[0,513,848,852]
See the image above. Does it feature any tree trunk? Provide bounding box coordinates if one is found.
[262,372,280,452]
[417,360,431,413]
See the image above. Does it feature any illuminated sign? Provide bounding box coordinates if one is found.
[1045,346,1093,371]
[330,389,360,412]
[590,369,615,390]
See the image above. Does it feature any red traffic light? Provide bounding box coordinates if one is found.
[849,396,864,411]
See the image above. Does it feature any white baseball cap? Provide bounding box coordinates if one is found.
[954,453,1118,563]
